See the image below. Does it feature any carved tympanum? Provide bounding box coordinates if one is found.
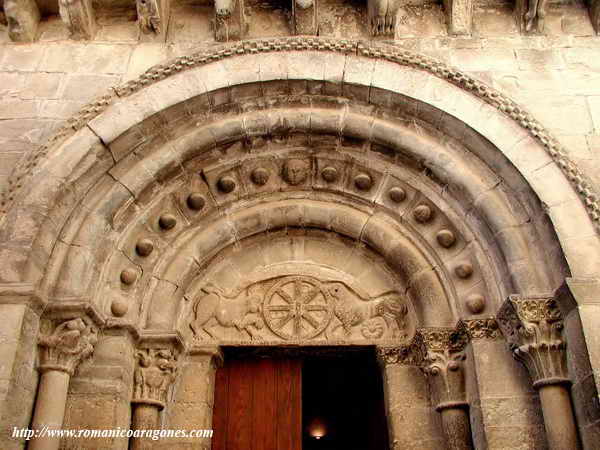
[38,318,98,375]
[189,275,413,343]
[497,294,569,387]
[132,348,178,408]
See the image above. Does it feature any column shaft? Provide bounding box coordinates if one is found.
[28,370,70,450]
[439,407,473,450]
[538,384,580,450]
[130,404,161,450]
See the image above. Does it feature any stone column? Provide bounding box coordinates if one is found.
[497,294,581,450]
[421,327,474,450]
[459,318,547,449]
[130,337,180,450]
[376,338,446,450]
[29,316,98,450]
[159,345,223,449]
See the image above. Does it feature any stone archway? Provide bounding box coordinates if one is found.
[1,37,599,450]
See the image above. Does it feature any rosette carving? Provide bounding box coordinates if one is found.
[132,348,179,409]
[497,295,569,388]
[38,317,98,375]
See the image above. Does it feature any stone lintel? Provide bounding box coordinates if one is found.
[4,0,40,42]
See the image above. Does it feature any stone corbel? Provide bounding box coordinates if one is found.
[293,0,318,35]
[420,327,474,450]
[59,0,96,40]
[29,316,99,450]
[4,0,40,42]
[368,0,400,36]
[442,0,473,36]
[136,0,170,41]
[515,0,549,34]
[497,294,581,450]
[590,0,600,35]
[214,0,246,42]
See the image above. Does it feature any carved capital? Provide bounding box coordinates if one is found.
[497,294,570,388]
[458,318,502,340]
[59,0,96,40]
[376,334,425,366]
[420,327,468,411]
[38,317,98,376]
[132,347,179,409]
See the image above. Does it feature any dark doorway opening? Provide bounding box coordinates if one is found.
[212,346,389,450]
[302,348,389,450]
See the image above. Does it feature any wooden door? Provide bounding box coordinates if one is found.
[212,358,302,450]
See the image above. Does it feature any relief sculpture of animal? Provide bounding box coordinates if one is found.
[189,285,263,340]
[327,282,410,339]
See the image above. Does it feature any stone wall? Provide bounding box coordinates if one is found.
[0,2,600,196]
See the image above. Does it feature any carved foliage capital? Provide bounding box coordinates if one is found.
[458,318,502,340]
[376,334,425,366]
[497,295,569,387]
[133,347,179,409]
[38,317,98,376]
[420,327,468,411]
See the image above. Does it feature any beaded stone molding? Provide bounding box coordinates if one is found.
[2,37,598,234]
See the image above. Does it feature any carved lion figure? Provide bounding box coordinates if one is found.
[327,282,410,339]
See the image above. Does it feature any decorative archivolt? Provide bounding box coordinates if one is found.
[3,38,597,242]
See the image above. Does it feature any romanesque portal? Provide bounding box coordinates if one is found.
[0,38,599,450]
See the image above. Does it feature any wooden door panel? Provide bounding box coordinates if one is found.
[225,360,254,449]
[252,359,277,450]
[212,358,301,450]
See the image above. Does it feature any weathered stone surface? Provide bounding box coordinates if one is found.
[0,10,600,449]
[4,0,40,42]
